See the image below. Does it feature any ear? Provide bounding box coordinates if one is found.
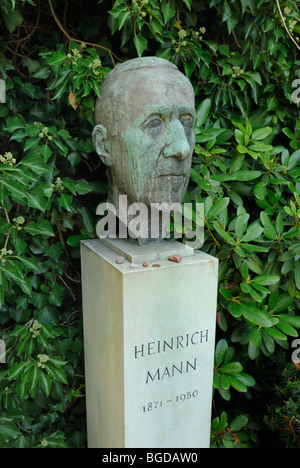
[92,124,113,166]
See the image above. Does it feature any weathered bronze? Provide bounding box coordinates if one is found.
[93,57,195,244]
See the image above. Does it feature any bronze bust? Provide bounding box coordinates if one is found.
[93,57,195,244]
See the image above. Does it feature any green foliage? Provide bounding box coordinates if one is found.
[41,43,111,124]
[210,410,256,448]
[0,0,299,448]
[214,338,255,400]
[263,355,300,448]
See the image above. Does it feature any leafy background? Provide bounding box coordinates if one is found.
[0,0,299,448]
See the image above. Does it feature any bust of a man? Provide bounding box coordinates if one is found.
[93,57,195,245]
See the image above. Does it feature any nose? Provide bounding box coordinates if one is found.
[162,120,191,161]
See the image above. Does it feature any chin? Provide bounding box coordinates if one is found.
[146,177,187,206]
[146,191,184,207]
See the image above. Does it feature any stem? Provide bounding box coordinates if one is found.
[207,226,220,246]
[2,210,12,253]
[6,1,41,44]
[48,0,121,66]
[3,228,12,251]
[3,207,10,224]
[275,0,300,51]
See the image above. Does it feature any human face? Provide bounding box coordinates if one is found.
[108,68,195,207]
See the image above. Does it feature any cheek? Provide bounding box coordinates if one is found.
[119,129,162,201]
[182,125,195,150]
[122,129,161,172]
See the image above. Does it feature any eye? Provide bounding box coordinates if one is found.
[180,114,194,128]
[145,117,163,129]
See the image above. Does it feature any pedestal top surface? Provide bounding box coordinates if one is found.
[81,238,218,275]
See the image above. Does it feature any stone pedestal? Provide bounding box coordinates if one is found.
[81,239,218,448]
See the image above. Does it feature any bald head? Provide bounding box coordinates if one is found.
[95,57,194,130]
[92,56,195,229]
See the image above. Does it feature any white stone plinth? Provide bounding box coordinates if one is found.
[81,239,218,448]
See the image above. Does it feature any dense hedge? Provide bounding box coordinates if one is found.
[0,0,299,448]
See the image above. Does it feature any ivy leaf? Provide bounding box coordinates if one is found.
[118,10,131,30]
[18,256,40,272]
[1,7,23,33]
[40,371,52,397]
[19,277,32,296]
[21,152,50,174]
[27,186,48,212]
[35,305,59,325]
[24,220,54,237]
[222,1,238,33]
[47,51,67,66]
[29,366,40,397]
[133,35,148,57]
[0,179,27,199]
[39,145,52,162]
[59,193,73,212]
[4,116,26,132]
[24,137,39,153]
[182,0,192,10]
[48,356,68,367]
[45,364,68,385]
[0,264,24,282]
[161,2,176,23]
[243,71,262,86]
[0,422,20,441]
[8,362,28,381]
[9,435,31,449]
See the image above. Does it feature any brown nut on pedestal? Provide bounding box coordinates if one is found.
[168,255,181,263]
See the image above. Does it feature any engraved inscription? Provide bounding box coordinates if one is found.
[133,329,209,384]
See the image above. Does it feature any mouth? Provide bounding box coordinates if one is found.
[154,152,191,178]
[157,173,186,177]
[155,165,188,177]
